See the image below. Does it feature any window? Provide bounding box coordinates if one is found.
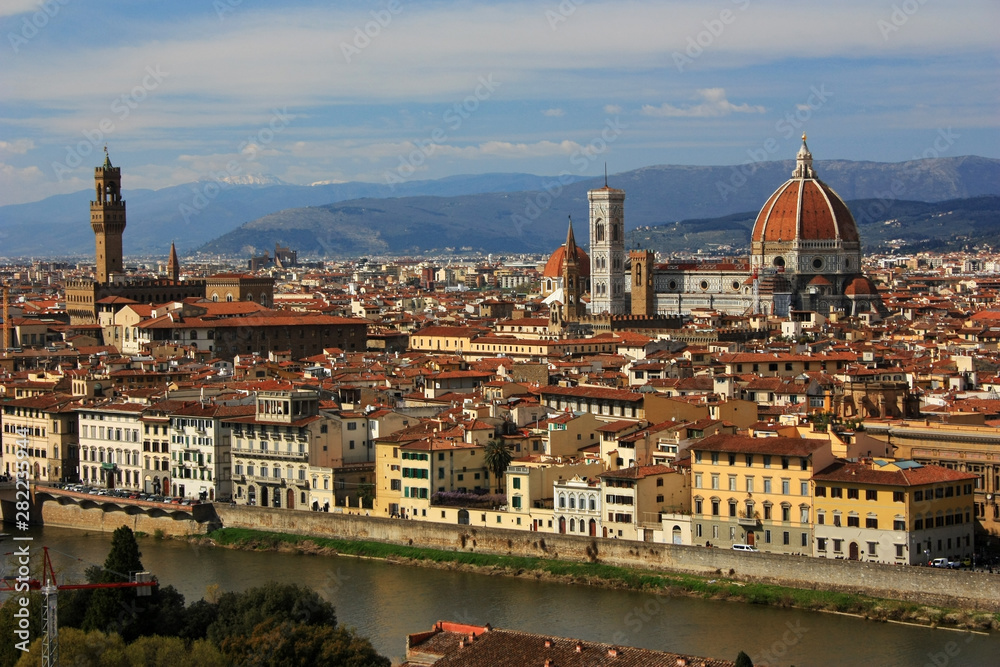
[893,491,904,502]
[729,501,737,517]
[833,513,841,527]
[815,485,826,497]
[817,537,827,552]
[781,506,790,522]
[694,499,703,514]
[914,490,923,501]
[800,507,809,523]
[895,544,905,559]
[711,474,719,490]
[847,515,860,528]
[893,518,905,531]
[745,454,753,467]
[763,478,772,494]
[866,517,878,529]
[745,477,754,493]
[694,474,703,488]
[764,530,771,544]
[866,489,878,501]
[817,511,825,525]
[513,478,521,489]
[696,524,703,538]
[783,531,790,545]
[847,488,859,500]
[728,454,736,466]
[801,533,808,548]
[347,422,357,431]
[830,487,843,498]
[728,476,737,492]
[781,479,790,495]
[711,500,720,516]
[867,542,878,557]
[833,539,842,553]
[781,456,790,470]
[763,456,771,469]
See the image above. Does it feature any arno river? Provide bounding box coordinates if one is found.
[6,525,999,666]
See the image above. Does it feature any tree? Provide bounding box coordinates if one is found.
[206,582,337,647]
[483,438,513,491]
[81,526,147,638]
[223,619,390,667]
[735,650,754,667]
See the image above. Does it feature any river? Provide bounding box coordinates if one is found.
[5,526,997,666]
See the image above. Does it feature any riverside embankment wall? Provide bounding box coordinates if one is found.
[214,505,1000,613]
[29,496,219,537]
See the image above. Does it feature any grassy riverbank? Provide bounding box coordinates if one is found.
[200,527,998,632]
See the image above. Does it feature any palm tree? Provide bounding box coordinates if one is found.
[483,438,513,492]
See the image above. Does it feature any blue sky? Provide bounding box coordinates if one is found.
[1,0,997,205]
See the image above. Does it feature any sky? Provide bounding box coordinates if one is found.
[1,0,998,206]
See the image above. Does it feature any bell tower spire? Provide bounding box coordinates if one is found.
[91,148,127,283]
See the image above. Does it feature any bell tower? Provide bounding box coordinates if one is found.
[91,148,126,284]
[588,176,626,315]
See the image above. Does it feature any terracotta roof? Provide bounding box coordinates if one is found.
[813,460,977,486]
[752,177,859,244]
[693,433,828,457]
[542,244,590,278]
[404,621,734,667]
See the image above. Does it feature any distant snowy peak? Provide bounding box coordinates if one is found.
[202,173,288,186]
[309,179,349,186]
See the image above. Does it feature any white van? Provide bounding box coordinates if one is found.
[732,544,759,552]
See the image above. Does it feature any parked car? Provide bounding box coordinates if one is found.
[732,544,759,552]
[930,558,960,569]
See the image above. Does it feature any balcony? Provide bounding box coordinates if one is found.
[737,510,760,527]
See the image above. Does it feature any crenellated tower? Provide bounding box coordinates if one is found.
[91,148,126,283]
[588,180,626,314]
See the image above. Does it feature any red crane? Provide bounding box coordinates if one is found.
[2,546,155,667]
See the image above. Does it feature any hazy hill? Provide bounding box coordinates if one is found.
[0,172,589,257]
[198,156,1000,257]
[2,156,998,257]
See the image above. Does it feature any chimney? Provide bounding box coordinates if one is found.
[458,639,465,648]
[544,661,554,667]
[608,648,619,657]
[544,639,553,648]
[575,642,583,653]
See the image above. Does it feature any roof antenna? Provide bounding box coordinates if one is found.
[604,162,608,187]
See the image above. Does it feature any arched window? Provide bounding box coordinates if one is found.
[191,330,198,340]
[589,497,596,511]
[569,496,576,509]
[559,494,566,509]
[570,519,576,532]
[595,221,605,242]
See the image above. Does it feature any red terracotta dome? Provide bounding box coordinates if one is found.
[543,244,590,278]
[751,137,859,245]
[844,275,879,296]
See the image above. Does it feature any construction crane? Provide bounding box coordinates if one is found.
[2,546,154,666]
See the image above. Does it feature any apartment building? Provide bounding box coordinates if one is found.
[812,459,976,565]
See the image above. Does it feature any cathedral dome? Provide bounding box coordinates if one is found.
[751,137,859,245]
[543,244,590,278]
[843,275,879,296]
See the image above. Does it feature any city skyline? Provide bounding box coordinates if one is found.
[1,0,998,207]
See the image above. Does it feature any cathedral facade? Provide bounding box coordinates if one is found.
[585,137,884,318]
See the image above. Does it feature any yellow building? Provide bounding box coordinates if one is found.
[597,464,689,541]
[812,459,976,565]
[1,393,79,482]
[689,434,835,552]
[373,437,488,520]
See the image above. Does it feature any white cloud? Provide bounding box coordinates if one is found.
[0,0,46,18]
[0,139,34,155]
[542,108,565,117]
[641,88,765,118]
[604,105,623,114]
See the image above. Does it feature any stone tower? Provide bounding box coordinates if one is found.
[561,217,586,321]
[629,249,655,316]
[167,242,180,281]
[588,181,626,315]
[91,149,126,284]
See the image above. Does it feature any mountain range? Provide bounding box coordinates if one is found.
[1,156,998,258]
